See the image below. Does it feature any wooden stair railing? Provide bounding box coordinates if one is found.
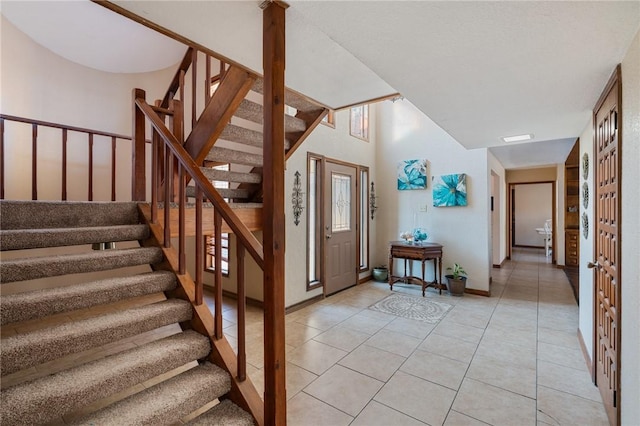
[0,114,134,202]
[133,89,266,425]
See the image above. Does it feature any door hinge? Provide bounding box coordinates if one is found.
[613,390,617,407]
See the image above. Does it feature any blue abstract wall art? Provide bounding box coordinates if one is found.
[433,173,467,207]
[397,159,428,190]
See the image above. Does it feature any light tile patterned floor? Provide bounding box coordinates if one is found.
[222,248,609,425]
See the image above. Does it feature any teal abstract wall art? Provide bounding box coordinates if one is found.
[397,159,428,190]
[432,173,467,207]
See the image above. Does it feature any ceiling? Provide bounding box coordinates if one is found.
[3,1,639,169]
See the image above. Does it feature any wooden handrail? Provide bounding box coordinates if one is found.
[135,96,265,269]
[0,114,132,140]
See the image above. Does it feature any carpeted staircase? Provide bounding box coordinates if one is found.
[0,200,255,425]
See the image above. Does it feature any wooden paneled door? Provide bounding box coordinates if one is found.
[591,65,622,426]
[323,161,357,295]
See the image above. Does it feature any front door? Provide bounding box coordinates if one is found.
[324,161,357,295]
[592,66,621,426]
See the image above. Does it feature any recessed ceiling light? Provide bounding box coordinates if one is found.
[502,134,534,143]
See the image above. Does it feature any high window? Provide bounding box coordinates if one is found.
[349,104,369,141]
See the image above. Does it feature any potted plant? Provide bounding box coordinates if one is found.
[445,263,467,296]
[372,265,389,282]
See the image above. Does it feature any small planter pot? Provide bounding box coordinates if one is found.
[372,267,389,282]
[445,275,467,296]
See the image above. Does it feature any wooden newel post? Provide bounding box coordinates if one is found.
[132,88,146,201]
[262,1,288,425]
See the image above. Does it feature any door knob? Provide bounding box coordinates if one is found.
[587,260,601,269]
[326,234,332,239]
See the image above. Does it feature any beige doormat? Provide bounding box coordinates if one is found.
[369,293,453,323]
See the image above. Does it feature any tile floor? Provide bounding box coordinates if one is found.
[216,248,609,425]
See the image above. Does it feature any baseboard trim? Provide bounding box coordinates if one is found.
[577,328,594,381]
[285,294,324,315]
[464,288,490,297]
[556,264,565,269]
[219,289,264,309]
[359,275,372,284]
[513,244,545,249]
[492,258,507,269]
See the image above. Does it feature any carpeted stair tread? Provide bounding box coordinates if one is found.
[1,331,211,426]
[0,247,163,283]
[187,399,254,426]
[234,98,307,132]
[0,201,140,230]
[252,77,323,114]
[0,224,149,251]
[186,186,251,201]
[1,271,177,325]
[221,124,263,148]
[201,167,262,184]
[1,299,192,376]
[69,362,231,426]
[205,147,264,167]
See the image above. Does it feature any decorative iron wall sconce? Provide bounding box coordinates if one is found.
[370,182,378,220]
[292,171,304,226]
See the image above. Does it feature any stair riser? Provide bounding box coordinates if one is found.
[1,300,192,376]
[0,247,163,283]
[0,225,149,251]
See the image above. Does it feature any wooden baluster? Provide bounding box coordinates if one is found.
[0,117,4,199]
[195,186,203,306]
[151,129,158,223]
[111,136,116,201]
[178,164,186,275]
[179,70,185,103]
[220,60,226,80]
[32,123,37,200]
[237,243,246,381]
[214,209,223,339]
[205,55,211,103]
[191,49,197,129]
[61,129,67,201]
[132,88,147,201]
[164,146,172,248]
[88,133,93,201]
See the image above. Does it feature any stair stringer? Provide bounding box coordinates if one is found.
[137,203,264,426]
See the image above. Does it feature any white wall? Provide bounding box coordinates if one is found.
[620,28,640,426]
[1,16,176,201]
[284,107,378,307]
[513,183,552,247]
[578,118,594,363]
[375,100,491,293]
[488,152,507,267]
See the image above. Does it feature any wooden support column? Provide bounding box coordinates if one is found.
[132,88,147,201]
[262,1,288,425]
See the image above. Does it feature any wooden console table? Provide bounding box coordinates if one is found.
[388,241,443,296]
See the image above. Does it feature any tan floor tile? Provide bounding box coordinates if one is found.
[444,410,489,425]
[433,320,485,344]
[339,344,406,382]
[443,307,492,329]
[400,350,468,390]
[375,370,456,426]
[537,327,581,350]
[482,325,537,349]
[466,354,536,398]
[365,329,422,357]
[475,335,537,369]
[313,326,370,352]
[537,360,602,402]
[286,362,318,400]
[339,312,392,335]
[352,401,426,426]
[293,310,346,331]
[418,333,478,363]
[383,316,436,339]
[288,340,348,375]
[452,378,536,425]
[537,385,609,426]
[304,364,383,416]
[287,392,353,426]
[285,321,323,347]
[537,341,586,369]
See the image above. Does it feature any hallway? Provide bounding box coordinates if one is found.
[224,248,608,425]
